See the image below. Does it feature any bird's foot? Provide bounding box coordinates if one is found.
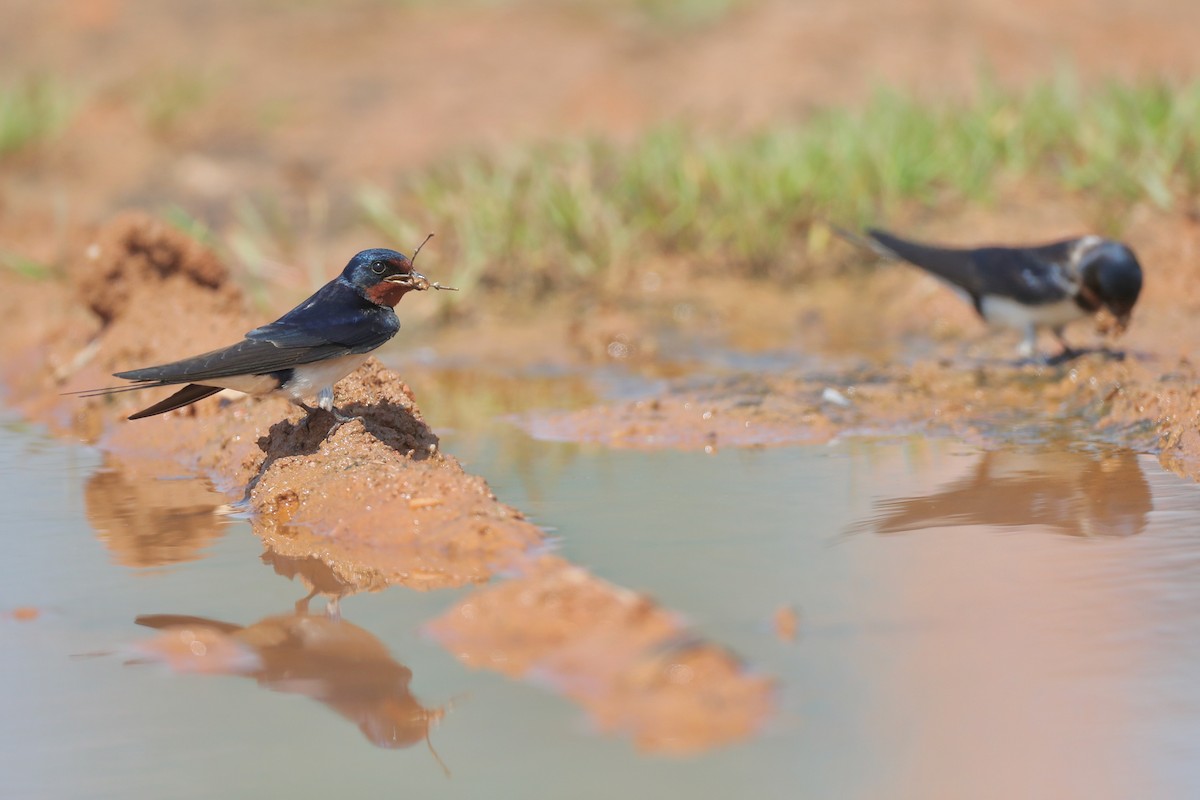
[325,407,363,435]
[1056,346,1079,363]
[1052,332,1078,362]
[295,400,325,429]
[295,400,361,434]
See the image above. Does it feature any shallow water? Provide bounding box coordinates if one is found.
[5,406,1200,799]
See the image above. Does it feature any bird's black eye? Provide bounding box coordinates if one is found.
[370,260,386,275]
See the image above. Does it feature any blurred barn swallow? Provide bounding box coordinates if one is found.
[79,244,455,423]
[839,227,1143,358]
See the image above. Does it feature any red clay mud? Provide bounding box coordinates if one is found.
[6,607,42,622]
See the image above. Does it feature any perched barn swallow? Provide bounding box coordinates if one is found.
[80,245,454,423]
[840,227,1143,358]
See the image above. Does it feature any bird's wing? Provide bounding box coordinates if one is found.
[115,295,400,385]
[127,384,223,419]
[867,229,1076,306]
[113,337,352,383]
[244,304,399,353]
[136,614,244,634]
[866,229,987,296]
[969,247,1076,306]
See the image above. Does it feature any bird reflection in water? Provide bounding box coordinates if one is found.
[259,547,359,619]
[853,448,1152,538]
[130,608,449,769]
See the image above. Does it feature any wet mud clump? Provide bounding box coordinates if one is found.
[247,361,544,592]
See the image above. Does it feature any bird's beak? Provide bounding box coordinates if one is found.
[385,270,430,290]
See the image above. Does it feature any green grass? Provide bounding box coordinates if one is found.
[0,247,53,279]
[354,76,1200,298]
[567,0,748,28]
[0,77,73,157]
[365,0,749,28]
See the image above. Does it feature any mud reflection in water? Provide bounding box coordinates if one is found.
[86,454,232,566]
[853,448,1153,538]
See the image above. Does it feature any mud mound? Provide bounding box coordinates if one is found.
[75,211,240,325]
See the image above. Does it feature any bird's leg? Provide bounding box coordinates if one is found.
[294,586,319,615]
[1016,324,1038,361]
[316,385,335,413]
[294,398,321,420]
[294,389,360,433]
[318,385,361,425]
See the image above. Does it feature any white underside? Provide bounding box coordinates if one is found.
[203,353,369,401]
[979,296,1084,331]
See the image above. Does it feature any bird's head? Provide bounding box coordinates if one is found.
[1079,240,1143,327]
[343,248,428,307]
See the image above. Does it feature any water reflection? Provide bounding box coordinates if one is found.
[855,448,1152,537]
[86,454,230,566]
[261,547,358,615]
[131,609,447,757]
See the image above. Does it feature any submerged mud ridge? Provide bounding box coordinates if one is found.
[520,351,1200,481]
[0,214,773,753]
[427,556,774,754]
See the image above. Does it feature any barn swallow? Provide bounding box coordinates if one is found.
[79,245,455,424]
[839,227,1143,358]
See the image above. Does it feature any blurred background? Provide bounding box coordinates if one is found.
[5,0,1200,321]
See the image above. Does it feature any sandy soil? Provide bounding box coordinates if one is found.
[5,0,1200,755]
